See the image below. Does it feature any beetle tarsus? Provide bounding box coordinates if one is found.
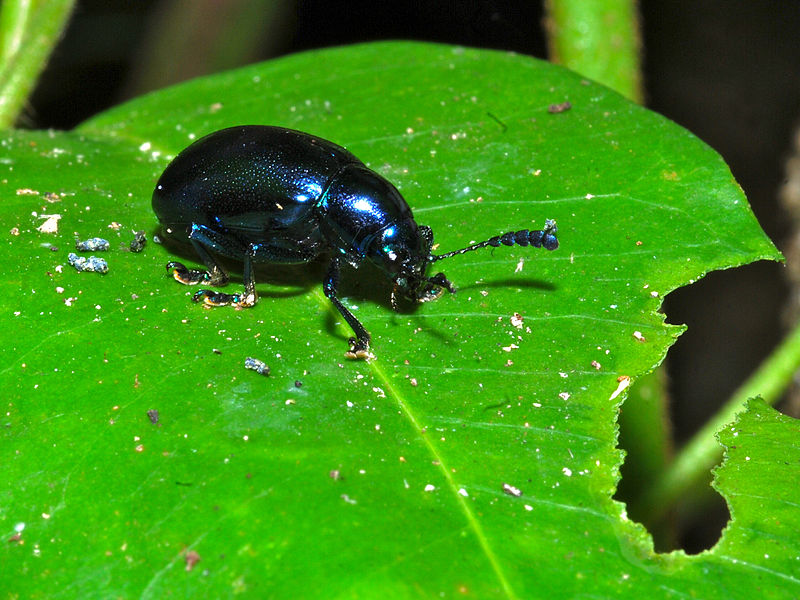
[167,261,211,285]
[345,337,374,360]
[192,289,256,308]
[417,272,455,303]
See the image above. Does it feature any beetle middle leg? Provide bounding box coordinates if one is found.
[324,257,372,360]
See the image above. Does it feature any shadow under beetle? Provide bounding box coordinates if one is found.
[152,125,558,359]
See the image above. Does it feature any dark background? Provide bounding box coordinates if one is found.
[23,1,800,553]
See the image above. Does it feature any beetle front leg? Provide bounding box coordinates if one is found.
[324,257,373,360]
[418,272,455,303]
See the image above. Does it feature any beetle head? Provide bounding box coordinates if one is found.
[370,223,456,309]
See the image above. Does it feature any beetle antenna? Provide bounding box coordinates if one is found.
[429,219,558,263]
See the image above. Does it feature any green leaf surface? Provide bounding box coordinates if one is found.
[2,42,790,598]
[714,399,800,587]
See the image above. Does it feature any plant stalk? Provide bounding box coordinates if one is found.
[544,0,643,103]
[633,319,800,523]
[0,0,75,128]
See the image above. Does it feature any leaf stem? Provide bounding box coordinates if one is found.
[543,0,643,103]
[634,319,800,523]
[0,0,75,128]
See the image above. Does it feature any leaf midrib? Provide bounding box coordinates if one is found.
[311,287,517,598]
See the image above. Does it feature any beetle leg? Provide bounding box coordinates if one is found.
[324,257,373,360]
[173,225,257,309]
[192,244,258,308]
[166,261,211,285]
[189,238,230,286]
[165,231,230,287]
[417,272,455,303]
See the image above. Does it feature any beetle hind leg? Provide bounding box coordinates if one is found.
[192,289,251,308]
[168,224,258,309]
[167,261,219,285]
[166,234,230,287]
[193,245,258,309]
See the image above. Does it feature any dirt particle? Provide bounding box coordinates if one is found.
[67,253,108,274]
[36,214,61,234]
[129,230,147,253]
[548,101,572,114]
[244,357,269,376]
[185,550,201,571]
[75,237,110,252]
[609,376,631,401]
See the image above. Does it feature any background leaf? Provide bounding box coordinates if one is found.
[2,42,790,598]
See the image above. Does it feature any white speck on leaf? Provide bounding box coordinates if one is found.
[610,376,631,401]
[36,214,61,234]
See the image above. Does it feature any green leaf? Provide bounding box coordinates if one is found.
[2,42,788,598]
[714,399,800,586]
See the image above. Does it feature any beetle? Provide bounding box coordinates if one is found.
[152,125,558,359]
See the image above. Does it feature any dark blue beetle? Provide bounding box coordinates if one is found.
[152,125,558,358]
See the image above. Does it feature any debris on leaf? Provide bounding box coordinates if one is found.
[184,550,201,571]
[548,101,572,113]
[129,230,147,252]
[36,214,61,234]
[75,237,110,252]
[67,253,108,274]
[244,357,270,376]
